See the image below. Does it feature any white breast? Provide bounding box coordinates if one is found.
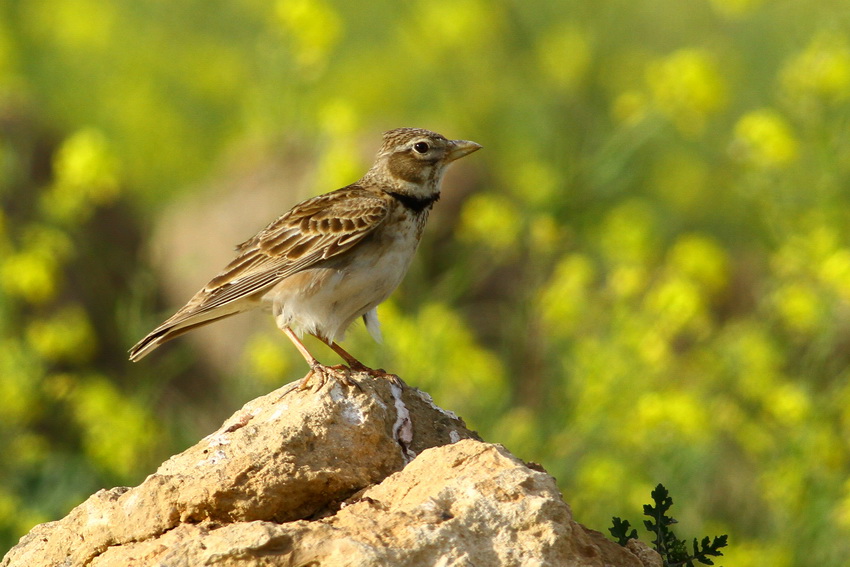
[261,210,425,343]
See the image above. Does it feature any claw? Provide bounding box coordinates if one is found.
[297,363,362,391]
[347,361,372,374]
[368,367,404,387]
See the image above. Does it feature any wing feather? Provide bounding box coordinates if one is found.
[138,186,390,336]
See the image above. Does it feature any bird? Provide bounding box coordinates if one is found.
[129,127,482,386]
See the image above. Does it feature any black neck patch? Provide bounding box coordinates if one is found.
[387,191,440,213]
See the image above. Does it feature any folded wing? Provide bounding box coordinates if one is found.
[128,186,389,361]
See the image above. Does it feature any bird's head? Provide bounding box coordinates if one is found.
[365,127,482,197]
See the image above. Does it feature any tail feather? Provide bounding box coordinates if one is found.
[129,309,241,361]
[129,321,200,361]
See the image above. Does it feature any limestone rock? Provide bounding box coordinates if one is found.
[2,374,658,567]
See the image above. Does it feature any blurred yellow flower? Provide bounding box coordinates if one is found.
[767,383,810,426]
[381,301,507,420]
[0,492,18,537]
[536,24,591,91]
[707,0,767,19]
[772,282,822,334]
[410,0,499,54]
[721,540,792,567]
[759,461,805,514]
[71,376,159,478]
[44,128,120,224]
[719,322,785,406]
[632,391,709,445]
[318,98,358,136]
[597,200,657,266]
[612,90,650,126]
[771,225,837,278]
[457,192,522,254]
[315,100,362,190]
[26,305,96,364]
[0,342,41,425]
[537,253,596,335]
[736,417,777,457]
[528,213,562,255]
[0,225,73,304]
[23,0,115,50]
[0,21,15,84]
[646,49,727,136]
[820,248,850,303]
[576,456,627,495]
[608,264,647,299]
[507,159,560,209]
[489,406,542,457]
[732,109,798,168]
[0,251,58,304]
[667,234,729,293]
[782,31,850,105]
[835,478,850,531]
[649,150,709,214]
[7,432,48,467]
[276,0,341,72]
[243,332,292,385]
[636,327,668,366]
[643,276,708,338]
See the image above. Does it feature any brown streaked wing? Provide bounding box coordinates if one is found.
[169,187,391,319]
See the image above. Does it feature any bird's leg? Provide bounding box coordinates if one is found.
[323,340,372,373]
[321,338,403,387]
[282,327,355,389]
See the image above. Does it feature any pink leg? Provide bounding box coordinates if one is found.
[282,327,355,389]
[324,340,371,372]
[319,337,401,386]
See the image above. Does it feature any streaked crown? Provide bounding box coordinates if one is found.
[365,128,482,191]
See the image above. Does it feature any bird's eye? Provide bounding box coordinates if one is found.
[413,141,430,154]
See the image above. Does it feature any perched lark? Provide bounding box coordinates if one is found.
[129,128,481,384]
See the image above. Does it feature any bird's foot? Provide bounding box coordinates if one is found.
[298,363,361,391]
[342,361,403,387]
[368,367,404,388]
[345,360,373,374]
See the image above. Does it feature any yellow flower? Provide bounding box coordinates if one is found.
[820,249,850,303]
[707,0,767,19]
[667,234,729,293]
[646,49,727,136]
[537,253,596,335]
[506,159,560,209]
[782,31,850,104]
[732,109,798,168]
[597,200,657,266]
[643,276,707,339]
[457,193,522,254]
[26,305,96,364]
[44,128,120,224]
[648,150,708,213]
[243,333,292,385]
[536,24,591,91]
[772,282,822,334]
[0,251,58,304]
[612,90,650,126]
[71,376,159,478]
[632,391,710,445]
[276,0,341,73]
[767,383,810,426]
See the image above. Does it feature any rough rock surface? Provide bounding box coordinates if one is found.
[2,374,659,567]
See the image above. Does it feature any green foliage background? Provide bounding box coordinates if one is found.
[2,0,850,564]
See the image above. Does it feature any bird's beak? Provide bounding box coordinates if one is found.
[446,139,483,162]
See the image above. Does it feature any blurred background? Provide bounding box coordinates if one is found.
[2,0,850,563]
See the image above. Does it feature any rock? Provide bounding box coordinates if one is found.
[2,374,659,567]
